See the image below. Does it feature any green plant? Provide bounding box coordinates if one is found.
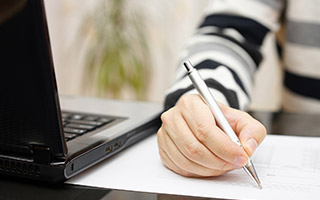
[80,0,150,100]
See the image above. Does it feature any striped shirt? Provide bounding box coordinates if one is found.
[164,0,320,113]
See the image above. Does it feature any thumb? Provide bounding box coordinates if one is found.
[237,118,266,156]
[218,103,267,157]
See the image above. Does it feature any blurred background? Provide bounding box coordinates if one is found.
[44,0,282,111]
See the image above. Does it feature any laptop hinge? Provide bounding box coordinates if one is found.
[32,145,51,164]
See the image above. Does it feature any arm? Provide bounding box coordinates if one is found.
[158,0,285,177]
[165,0,284,110]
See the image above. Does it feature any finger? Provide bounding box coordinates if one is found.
[158,145,199,177]
[160,106,237,171]
[160,125,231,176]
[238,118,266,157]
[177,95,248,167]
[219,103,267,156]
[157,126,202,177]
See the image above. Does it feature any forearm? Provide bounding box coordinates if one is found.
[165,0,284,111]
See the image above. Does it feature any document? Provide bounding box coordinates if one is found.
[68,134,320,200]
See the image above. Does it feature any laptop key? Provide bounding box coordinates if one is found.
[66,123,95,130]
[83,116,99,121]
[61,112,70,119]
[98,117,113,124]
[64,127,87,135]
[71,114,84,120]
[68,119,104,127]
[65,133,77,140]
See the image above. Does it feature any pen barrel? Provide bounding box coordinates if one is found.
[186,63,261,188]
[188,70,242,146]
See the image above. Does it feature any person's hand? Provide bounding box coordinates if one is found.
[157,94,266,177]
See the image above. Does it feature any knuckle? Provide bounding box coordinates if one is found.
[253,119,267,139]
[178,94,199,110]
[185,142,202,160]
[178,95,191,108]
[258,122,267,137]
[160,111,170,125]
[157,126,163,136]
[219,143,239,159]
[156,128,163,143]
[242,111,252,119]
[219,161,233,171]
[194,123,210,142]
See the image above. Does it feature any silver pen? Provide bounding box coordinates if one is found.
[183,60,262,189]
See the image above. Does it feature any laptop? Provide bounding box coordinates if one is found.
[0,0,163,182]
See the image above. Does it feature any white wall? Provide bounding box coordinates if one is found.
[45,0,281,111]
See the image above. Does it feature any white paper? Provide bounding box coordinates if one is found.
[67,134,320,200]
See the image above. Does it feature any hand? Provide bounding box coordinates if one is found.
[157,94,266,177]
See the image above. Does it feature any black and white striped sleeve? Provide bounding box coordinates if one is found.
[164,0,285,111]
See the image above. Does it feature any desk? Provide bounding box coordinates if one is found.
[1,112,319,200]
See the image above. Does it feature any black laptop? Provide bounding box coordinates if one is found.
[0,0,162,182]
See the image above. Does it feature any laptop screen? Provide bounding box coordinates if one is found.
[0,0,67,158]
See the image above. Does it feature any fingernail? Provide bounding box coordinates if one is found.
[235,156,247,167]
[246,138,258,155]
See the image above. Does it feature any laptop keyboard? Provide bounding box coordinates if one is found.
[61,111,115,141]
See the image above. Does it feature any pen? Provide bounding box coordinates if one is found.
[183,60,262,189]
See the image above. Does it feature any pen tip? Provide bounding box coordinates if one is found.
[183,60,193,72]
[243,162,262,190]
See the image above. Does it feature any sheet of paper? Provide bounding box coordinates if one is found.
[67,134,320,200]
